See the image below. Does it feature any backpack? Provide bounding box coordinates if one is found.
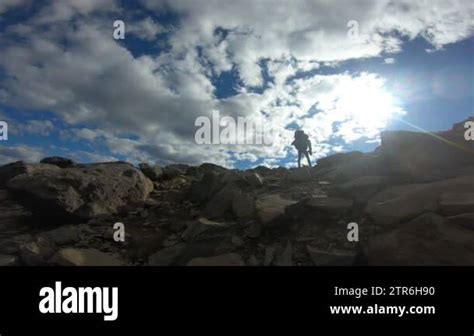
[293,131,309,151]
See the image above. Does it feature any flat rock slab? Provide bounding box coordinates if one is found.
[366,176,474,227]
[335,176,388,202]
[305,197,354,213]
[286,167,312,182]
[286,196,353,219]
[50,248,123,266]
[447,213,474,230]
[39,225,81,245]
[364,213,474,266]
[306,245,357,266]
[439,192,474,216]
[186,253,245,266]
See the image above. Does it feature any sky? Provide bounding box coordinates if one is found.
[0,0,472,169]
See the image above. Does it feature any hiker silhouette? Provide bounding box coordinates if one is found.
[292,130,312,167]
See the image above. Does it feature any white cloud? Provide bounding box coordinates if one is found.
[17,120,55,136]
[141,0,473,86]
[127,17,168,41]
[0,145,44,164]
[0,0,30,14]
[0,113,55,136]
[69,150,120,163]
[384,58,396,64]
[33,0,119,24]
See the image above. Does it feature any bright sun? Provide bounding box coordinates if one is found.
[340,83,404,129]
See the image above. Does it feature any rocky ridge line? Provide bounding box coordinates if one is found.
[0,118,473,266]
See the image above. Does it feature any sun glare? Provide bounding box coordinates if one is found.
[338,78,404,129]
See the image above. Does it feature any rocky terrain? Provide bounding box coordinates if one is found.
[1,118,474,266]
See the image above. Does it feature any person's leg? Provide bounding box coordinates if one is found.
[305,152,311,167]
[298,151,302,168]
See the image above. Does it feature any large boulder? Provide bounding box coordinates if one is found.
[244,172,264,187]
[203,182,240,218]
[316,151,368,169]
[191,169,258,218]
[314,152,381,182]
[138,163,163,181]
[232,191,256,217]
[162,164,189,179]
[185,163,228,180]
[40,157,75,168]
[363,213,474,265]
[6,162,153,219]
[196,163,228,175]
[250,166,272,174]
[0,161,59,188]
[188,172,225,203]
[378,118,474,181]
[256,194,298,225]
[219,170,247,186]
